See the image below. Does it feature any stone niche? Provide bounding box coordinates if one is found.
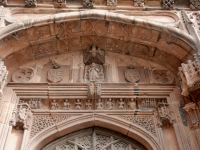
[9,49,176,84]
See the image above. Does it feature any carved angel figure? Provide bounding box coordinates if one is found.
[63,99,70,110]
[86,99,92,110]
[128,98,136,110]
[75,99,81,110]
[118,98,125,110]
[51,99,58,110]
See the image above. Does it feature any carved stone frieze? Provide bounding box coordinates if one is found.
[163,0,174,8]
[51,99,59,110]
[83,0,93,7]
[63,99,70,110]
[12,68,34,83]
[10,103,32,130]
[119,115,156,136]
[124,65,140,83]
[134,0,144,7]
[30,115,70,138]
[25,0,37,7]
[183,102,199,130]
[47,58,63,83]
[20,99,43,109]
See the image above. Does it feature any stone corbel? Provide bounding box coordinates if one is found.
[183,102,199,130]
[9,103,32,130]
[155,102,176,127]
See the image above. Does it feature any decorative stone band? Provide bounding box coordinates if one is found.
[119,115,156,137]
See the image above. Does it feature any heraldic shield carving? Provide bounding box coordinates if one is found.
[124,65,140,83]
[47,58,64,83]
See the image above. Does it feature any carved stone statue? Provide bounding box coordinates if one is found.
[107,98,113,110]
[118,98,124,110]
[89,62,99,81]
[51,99,58,110]
[86,100,92,110]
[96,99,102,110]
[63,99,70,110]
[75,99,81,110]
[128,98,136,110]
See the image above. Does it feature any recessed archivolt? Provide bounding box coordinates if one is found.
[0,10,197,76]
[26,114,161,150]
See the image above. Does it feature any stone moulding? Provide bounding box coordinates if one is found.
[0,10,197,53]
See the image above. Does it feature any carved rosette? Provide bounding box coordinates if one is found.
[183,102,199,130]
[12,67,34,83]
[10,103,32,130]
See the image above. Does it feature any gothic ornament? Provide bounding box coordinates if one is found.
[54,0,66,8]
[10,103,32,130]
[183,102,199,130]
[124,65,140,83]
[0,60,8,99]
[47,59,63,83]
[63,99,70,110]
[107,0,117,6]
[134,0,144,7]
[12,67,34,83]
[163,0,174,8]
[83,0,93,7]
[25,0,37,7]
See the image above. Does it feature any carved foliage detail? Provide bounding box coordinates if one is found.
[30,115,70,138]
[119,115,156,136]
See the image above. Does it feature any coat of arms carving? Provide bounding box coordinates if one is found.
[124,65,140,83]
[47,59,63,83]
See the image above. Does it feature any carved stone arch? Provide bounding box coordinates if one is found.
[26,114,161,150]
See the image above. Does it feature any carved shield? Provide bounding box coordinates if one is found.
[124,68,140,83]
[47,69,63,83]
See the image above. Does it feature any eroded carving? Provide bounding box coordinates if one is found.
[86,100,92,110]
[183,102,199,130]
[83,0,93,7]
[134,0,144,7]
[75,99,82,110]
[25,0,37,7]
[152,69,173,83]
[96,99,103,110]
[63,99,70,110]
[118,98,125,110]
[12,68,34,83]
[47,59,63,83]
[54,0,66,8]
[107,0,117,6]
[0,61,8,99]
[128,98,136,110]
[10,103,32,130]
[107,98,113,110]
[124,65,140,83]
[51,99,58,110]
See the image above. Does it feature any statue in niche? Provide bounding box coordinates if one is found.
[118,98,125,110]
[84,63,104,82]
[86,100,92,110]
[128,98,136,110]
[89,63,99,81]
[75,99,81,110]
[63,99,70,110]
[96,99,103,110]
[107,98,113,110]
[51,99,58,110]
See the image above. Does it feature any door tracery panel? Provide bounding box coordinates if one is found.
[42,127,147,150]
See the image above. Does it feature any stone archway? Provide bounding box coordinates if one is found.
[42,127,147,150]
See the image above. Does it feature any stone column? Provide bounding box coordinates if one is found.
[103,63,110,82]
[78,63,85,83]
